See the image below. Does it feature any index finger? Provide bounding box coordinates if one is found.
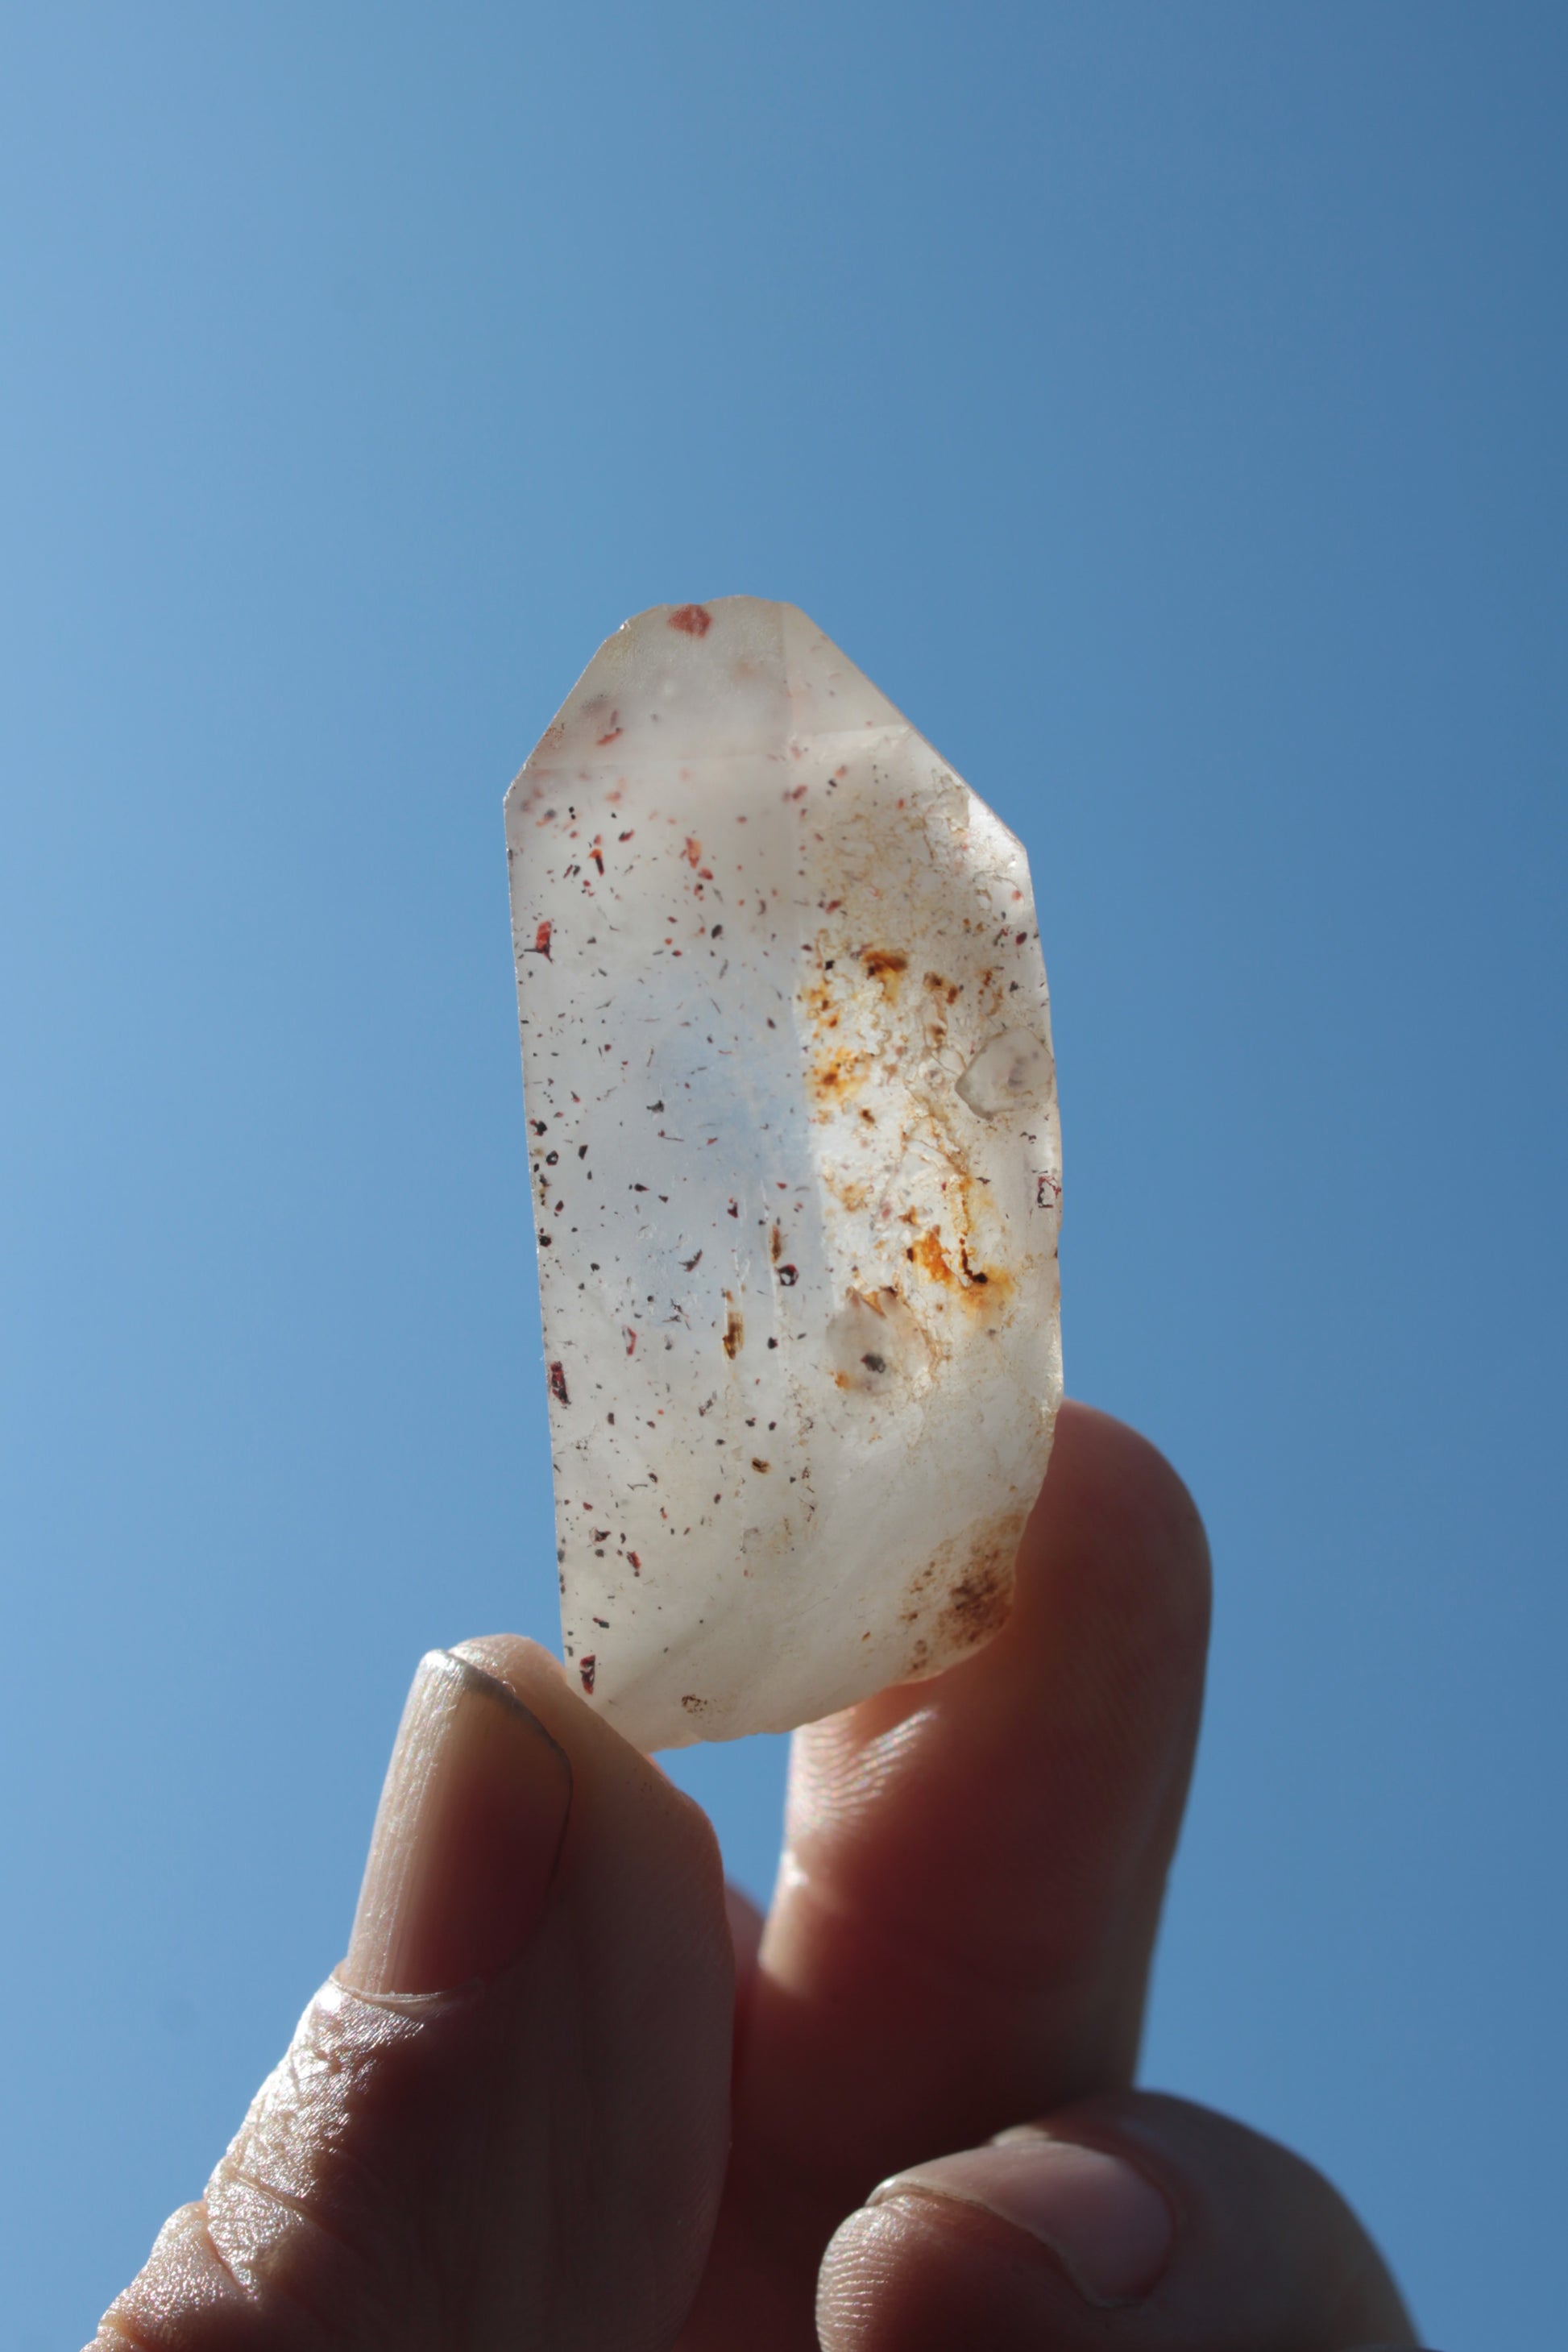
[740,1401,1210,2235]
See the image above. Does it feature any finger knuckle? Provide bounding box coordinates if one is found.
[93,1983,446,2351]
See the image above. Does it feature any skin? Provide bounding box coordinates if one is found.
[91,1403,1423,2350]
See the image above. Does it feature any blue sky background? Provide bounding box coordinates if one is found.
[2,6,1563,2345]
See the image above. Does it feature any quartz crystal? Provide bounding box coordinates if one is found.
[505,599,1062,1751]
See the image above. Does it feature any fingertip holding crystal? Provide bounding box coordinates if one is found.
[505,599,1062,1750]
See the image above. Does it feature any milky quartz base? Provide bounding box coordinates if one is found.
[505,599,1062,1751]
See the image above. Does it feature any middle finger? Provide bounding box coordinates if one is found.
[684,1404,1210,2349]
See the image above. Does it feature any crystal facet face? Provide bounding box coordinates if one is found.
[505,599,1062,1751]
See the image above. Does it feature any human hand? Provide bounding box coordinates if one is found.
[92,1404,1421,2350]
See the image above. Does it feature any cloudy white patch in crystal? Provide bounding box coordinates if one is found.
[505,598,1062,1751]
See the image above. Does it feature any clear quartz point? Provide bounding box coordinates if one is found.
[505,599,1062,1750]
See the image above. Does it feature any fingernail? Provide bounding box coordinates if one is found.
[869,2134,1174,2309]
[343,1650,572,1996]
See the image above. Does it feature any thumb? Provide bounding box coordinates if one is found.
[817,2089,1421,2351]
[93,1637,733,2352]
